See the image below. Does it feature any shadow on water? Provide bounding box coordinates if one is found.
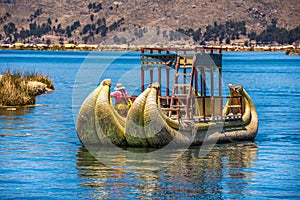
[0,107,35,136]
[0,107,34,116]
[76,142,258,199]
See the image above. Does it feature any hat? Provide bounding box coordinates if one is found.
[114,83,125,91]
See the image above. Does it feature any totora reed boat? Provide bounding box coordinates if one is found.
[76,47,258,147]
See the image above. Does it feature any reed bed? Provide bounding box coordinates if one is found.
[0,70,54,107]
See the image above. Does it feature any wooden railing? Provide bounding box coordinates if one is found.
[159,95,243,121]
[128,95,243,122]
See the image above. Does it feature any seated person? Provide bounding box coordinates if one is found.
[110,83,131,116]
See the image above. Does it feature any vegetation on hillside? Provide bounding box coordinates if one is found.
[0,0,299,45]
[0,7,124,44]
[254,21,300,45]
[0,70,54,107]
[177,20,300,45]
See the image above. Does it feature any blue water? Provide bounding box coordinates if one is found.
[0,50,299,199]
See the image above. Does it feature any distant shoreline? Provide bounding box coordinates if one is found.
[0,43,298,53]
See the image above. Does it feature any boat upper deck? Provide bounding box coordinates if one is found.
[136,47,243,122]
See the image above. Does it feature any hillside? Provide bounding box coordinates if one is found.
[0,0,299,45]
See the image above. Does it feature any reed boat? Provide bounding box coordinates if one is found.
[76,47,258,147]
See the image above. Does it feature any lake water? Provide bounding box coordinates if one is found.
[0,50,299,199]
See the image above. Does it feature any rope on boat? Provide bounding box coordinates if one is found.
[221,130,236,143]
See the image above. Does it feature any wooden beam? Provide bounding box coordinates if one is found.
[166,68,170,97]
[141,68,145,92]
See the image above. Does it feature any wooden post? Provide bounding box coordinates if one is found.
[166,68,170,97]
[203,68,206,96]
[194,48,198,95]
[200,68,204,96]
[150,69,153,83]
[194,69,198,96]
[210,67,214,117]
[202,97,206,120]
[175,72,179,94]
[183,51,187,87]
[219,68,222,116]
[186,96,190,119]
[239,96,243,115]
[184,67,187,86]
[141,68,145,92]
[158,68,161,96]
[141,49,145,92]
[202,68,206,119]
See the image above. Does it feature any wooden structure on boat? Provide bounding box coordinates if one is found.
[140,47,242,122]
[76,47,258,147]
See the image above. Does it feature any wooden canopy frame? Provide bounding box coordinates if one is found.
[139,47,236,120]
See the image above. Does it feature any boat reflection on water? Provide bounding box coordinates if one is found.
[76,143,258,199]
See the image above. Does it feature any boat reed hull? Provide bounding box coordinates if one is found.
[76,79,258,147]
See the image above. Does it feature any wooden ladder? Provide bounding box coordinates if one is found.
[168,54,195,120]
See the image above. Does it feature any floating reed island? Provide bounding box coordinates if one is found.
[286,48,300,55]
[0,70,54,107]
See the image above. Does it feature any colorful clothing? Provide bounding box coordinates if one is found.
[110,90,128,104]
[110,89,130,117]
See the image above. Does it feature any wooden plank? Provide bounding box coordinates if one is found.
[194,53,222,68]
[141,64,175,70]
[141,53,177,69]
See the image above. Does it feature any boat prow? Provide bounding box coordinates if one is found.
[76,79,127,146]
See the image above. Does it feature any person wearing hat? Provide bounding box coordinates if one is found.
[110,83,131,116]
